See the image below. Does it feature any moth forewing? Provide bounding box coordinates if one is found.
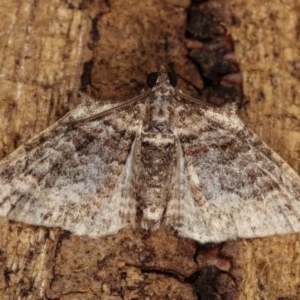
[0,69,300,243]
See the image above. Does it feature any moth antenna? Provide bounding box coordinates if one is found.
[76,89,152,124]
[175,89,216,109]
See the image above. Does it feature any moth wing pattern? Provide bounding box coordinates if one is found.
[165,100,300,243]
[1,69,300,244]
[0,95,146,237]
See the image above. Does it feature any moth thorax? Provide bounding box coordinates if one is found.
[144,95,174,134]
[138,132,175,230]
[145,120,173,134]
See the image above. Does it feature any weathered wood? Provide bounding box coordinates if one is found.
[0,0,300,299]
[229,0,300,298]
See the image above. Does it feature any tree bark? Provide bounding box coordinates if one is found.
[229,0,300,298]
[0,0,299,299]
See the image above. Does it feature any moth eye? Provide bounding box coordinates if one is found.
[147,72,159,88]
[167,72,177,87]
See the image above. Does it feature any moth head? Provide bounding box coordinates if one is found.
[147,65,177,88]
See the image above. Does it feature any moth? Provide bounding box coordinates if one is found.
[0,66,300,244]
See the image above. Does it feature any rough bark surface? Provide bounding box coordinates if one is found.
[0,0,299,299]
[228,1,300,299]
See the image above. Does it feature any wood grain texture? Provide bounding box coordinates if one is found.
[228,0,300,299]
[229,0,300,173]
[0,0,300,299]
[0,1,91,159]
[0,1,204,299]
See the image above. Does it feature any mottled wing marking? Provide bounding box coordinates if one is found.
[166,100,300,243]
[0,97,146,237]
[1,68,300,244]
